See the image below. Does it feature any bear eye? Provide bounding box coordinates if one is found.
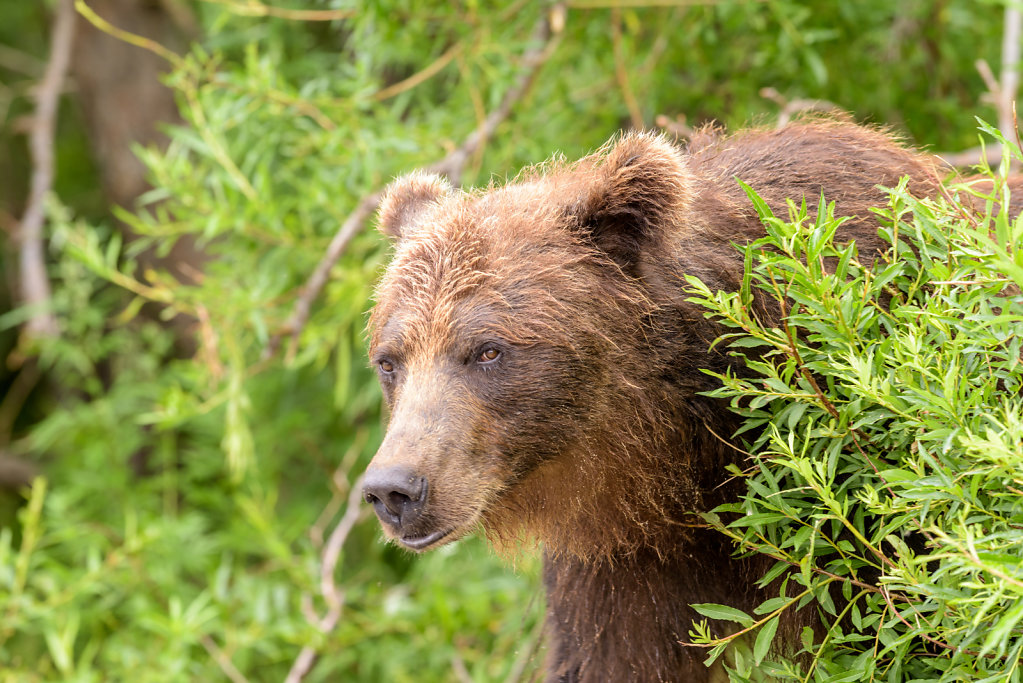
[478,347,501,364]
[378,359,395,374]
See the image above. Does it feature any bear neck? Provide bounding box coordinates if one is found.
[542,541,755,682]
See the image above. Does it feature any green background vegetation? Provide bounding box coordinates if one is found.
[0,1,1019,681]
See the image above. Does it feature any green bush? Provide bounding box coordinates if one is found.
[686,136,1023,681]
[3,2,1021,680]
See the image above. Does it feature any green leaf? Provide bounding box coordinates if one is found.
[736,178,775,220]
[979,596,1023,657]
[753,615,780,666]
[690,603,754,628]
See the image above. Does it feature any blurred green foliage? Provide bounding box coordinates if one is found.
[0,0,1020,680]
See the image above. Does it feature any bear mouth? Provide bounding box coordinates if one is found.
[399,527,454,551]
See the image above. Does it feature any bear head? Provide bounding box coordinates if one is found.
[363,132,698,556]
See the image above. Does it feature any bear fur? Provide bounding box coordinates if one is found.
[363,120,949,682]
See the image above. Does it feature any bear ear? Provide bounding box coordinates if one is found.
[572,131,692,269]
[378,172,453,241]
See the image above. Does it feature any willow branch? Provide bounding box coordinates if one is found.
[198,0,355,21]
[17,0,76,341]
[74,0,183,67]
[974,5,1022,170]
[265,4,566,361]
[283,474,367,683]
[199,635,251,683]
[936,145,1003,169]
[373,42,464,102]
[655,113,694,140]
[759,87,841,128]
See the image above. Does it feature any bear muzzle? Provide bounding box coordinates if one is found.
[363,465,453,550]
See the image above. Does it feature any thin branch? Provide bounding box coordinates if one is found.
[759,87,841,128]
[373,43,464,102]
[16,0,76,341]
[451,652,474,683]
[272,189,382,362]
[198,0,355,21]
[74,0,183,67]
[935,145,1003,169]
[265,4,567,361]
[427,4,566,185]
[655,113,694,140]
[1000,5,1021,153]
[319,475,368,614]
[199,635,251,683]
[974,4,1022,171]
[878,586,998,659]
[284,474,367,683]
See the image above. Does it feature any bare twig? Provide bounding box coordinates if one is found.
[265,4,567,361]
[759,87,841,128]
[198,0,355,21]
[936,145,1003,169]
[655,113,694,140]
[1000,6,1021,151]
[451,652,474,683]
[271,189,382,362]
[427,4,566,185]
[310,433,366,547]
[200,635,251,683]
[16,0,76,341]
[975,4,1022,170]
[284,474,368,683]
[196,304,225,383]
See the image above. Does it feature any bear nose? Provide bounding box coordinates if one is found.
[362,466,427,529]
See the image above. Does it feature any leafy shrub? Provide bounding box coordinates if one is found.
[686,138,1023,681]
[4,2,1022,680]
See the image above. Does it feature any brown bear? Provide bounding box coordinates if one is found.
[362,119,947,682]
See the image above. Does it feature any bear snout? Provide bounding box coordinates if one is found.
[363,465,428,530]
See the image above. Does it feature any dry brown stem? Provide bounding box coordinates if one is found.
[655,113,694,140]
[936,145,1003,169]
[16,0,76,341]
[973,5,1021,171]
[199,635,251,683]
[759,87,841,128]
[283,474,368,683]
